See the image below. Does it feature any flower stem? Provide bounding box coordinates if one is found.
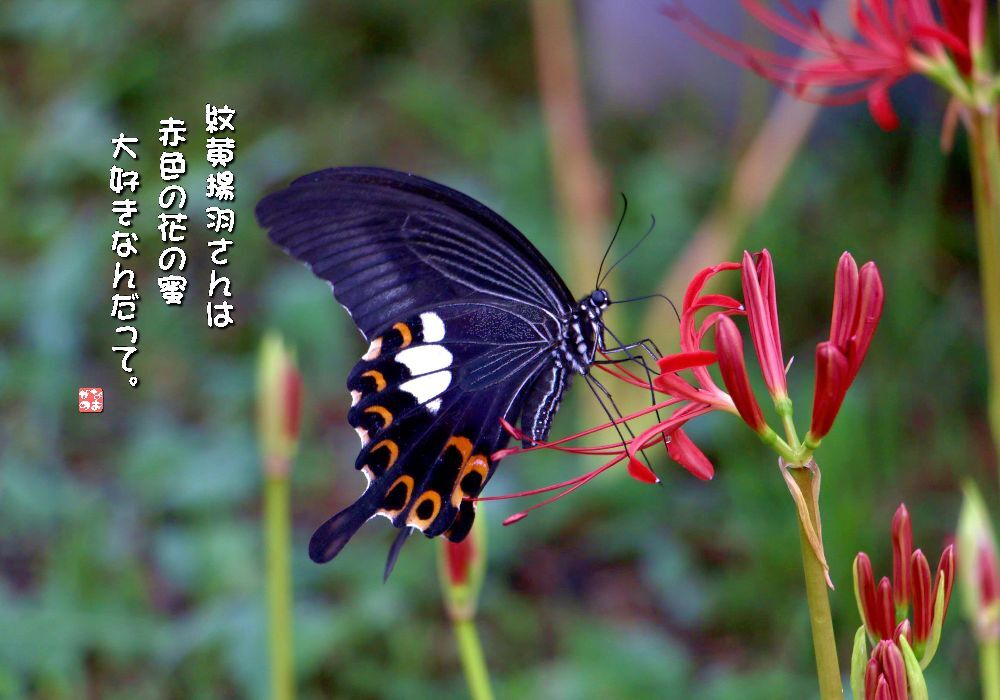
[790,467,843,699]
[453,617,495,700]
[968,109,1000,475]
[983,638,1000,700]
[265,470,295,700]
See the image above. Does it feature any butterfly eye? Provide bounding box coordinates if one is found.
[591,289,609,306]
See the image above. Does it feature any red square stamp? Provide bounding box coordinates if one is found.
[79,388,104,413]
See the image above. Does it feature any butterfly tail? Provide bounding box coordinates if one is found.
[309,498,375,563]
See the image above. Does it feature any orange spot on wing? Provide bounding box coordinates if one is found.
[452,454,490,506]
[393,322,413,348]
[408,490,442,530]
[364,405,393,429]
[445,436,473,461]
[371,439,399,469]
[361,369,387,391]
[382,474,414,517]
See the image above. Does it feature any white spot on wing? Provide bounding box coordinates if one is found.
[400,371,452,405]
[420,312,445,342]
[396,344,452,375]
[355,426,369,446]
[426,398,442,414]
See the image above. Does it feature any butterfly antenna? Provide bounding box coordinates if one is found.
[599,214,656,288]
[610,292,680,323]
[596,193,628,289]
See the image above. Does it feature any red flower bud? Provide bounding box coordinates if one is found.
[911,549,933,644]
[741,250,787,400]
[892,504,913,612]
[875,576,895,640]
[808,342,849,441]
[893,619,911,648]
[714,315,767,433]
[846,262,884,383]
[444,536,475,586]
[934,544,956,621]
[855,552,879,638]
[878,640,907,700]
[830,252,860,348]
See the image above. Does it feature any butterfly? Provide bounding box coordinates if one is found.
[256,167,661,576]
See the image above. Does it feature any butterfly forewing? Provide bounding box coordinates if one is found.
[256,167,576,339]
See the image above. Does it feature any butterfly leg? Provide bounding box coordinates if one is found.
[582,372,654,472]
[593,328,669,455]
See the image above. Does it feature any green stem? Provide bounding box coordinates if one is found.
[983,638,1000,700]
[266,471,295,700]
[968,110,1000,475]
[454,617,494,700]
[790,468,843,699]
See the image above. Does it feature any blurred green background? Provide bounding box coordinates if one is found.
[0,1,994,698]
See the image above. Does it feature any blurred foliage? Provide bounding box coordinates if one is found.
[0,1,994,698]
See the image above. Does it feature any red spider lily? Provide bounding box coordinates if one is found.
[854,504,956,665]
[664,0,983,131]
[477,250,891,524]
[650,249,882,458]
[485,250,880,525]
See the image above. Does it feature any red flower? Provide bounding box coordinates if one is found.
[484,251,880,524]
[854,503,955,664]
[664,0,982,130]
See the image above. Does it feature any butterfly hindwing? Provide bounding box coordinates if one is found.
[309,305,553,563]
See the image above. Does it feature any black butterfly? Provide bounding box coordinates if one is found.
[256,167,661,576]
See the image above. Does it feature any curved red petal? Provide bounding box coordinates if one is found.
[667,428,715,480]
[657,350,718,373]
[627,457,660,484]
[867,81,901,131]
[715,315,767,432]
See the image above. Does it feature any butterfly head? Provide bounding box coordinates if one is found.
[588,289,611,311]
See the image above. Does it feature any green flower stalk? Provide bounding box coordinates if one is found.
[257,332,303,700]
[959,482,1000,700]
[438,518,493,700]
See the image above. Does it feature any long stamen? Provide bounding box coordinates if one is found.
[498,455,627,525]
[472,454,626,505]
